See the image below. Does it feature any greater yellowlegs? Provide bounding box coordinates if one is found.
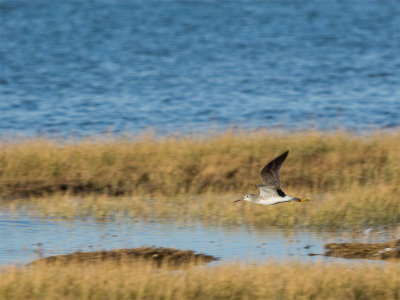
[234,150,309,205]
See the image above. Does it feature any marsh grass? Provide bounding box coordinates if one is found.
[3,184,399,229]
[1,260,399,300]
[1,130,399,197]
[1,130,399,228]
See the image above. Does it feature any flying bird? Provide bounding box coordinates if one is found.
[234,150,309,205]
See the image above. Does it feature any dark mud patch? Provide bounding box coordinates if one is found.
[29,247,218,267]
[324,239,400,261]
[2,180,128,198]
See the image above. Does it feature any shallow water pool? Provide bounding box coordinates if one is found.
[0,206,394,266]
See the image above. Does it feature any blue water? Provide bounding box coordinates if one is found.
[2,205,396,266]
[0,210,324,265]
[1,0,399,137]
[4,206,383,266]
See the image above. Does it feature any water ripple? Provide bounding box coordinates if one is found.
[0,0,399,137]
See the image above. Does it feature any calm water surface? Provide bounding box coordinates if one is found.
[1,0,399,137]
[0,210,321,265]
[0,206,395,266]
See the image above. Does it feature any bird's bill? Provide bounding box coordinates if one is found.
[233,199,242,202]
[299,198,310,202]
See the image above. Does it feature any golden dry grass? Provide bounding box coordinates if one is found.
[1,260,399,300]
[1,130,399,228]
[1,130,399,197]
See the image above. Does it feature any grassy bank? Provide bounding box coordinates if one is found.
[1,260,399,300]
[1,130,399,228]
[1,130,399,197]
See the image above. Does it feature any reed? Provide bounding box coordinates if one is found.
[1,260,399,300]
[1,130,399,197]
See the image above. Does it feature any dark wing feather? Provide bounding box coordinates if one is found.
[259,150,289,189]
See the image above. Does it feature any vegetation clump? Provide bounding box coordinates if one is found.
[325,239,400,261]
[29,247,217,267]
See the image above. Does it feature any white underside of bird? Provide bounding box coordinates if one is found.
[253,196,301,205]
[240,188,306,205]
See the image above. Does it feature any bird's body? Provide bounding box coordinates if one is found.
[243,194,295,205]
[235,151,309,206]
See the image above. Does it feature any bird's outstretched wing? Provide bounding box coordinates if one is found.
[256,185,278,197]
[259,150,289,190]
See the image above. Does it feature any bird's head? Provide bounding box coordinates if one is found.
[234,195,252,202]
